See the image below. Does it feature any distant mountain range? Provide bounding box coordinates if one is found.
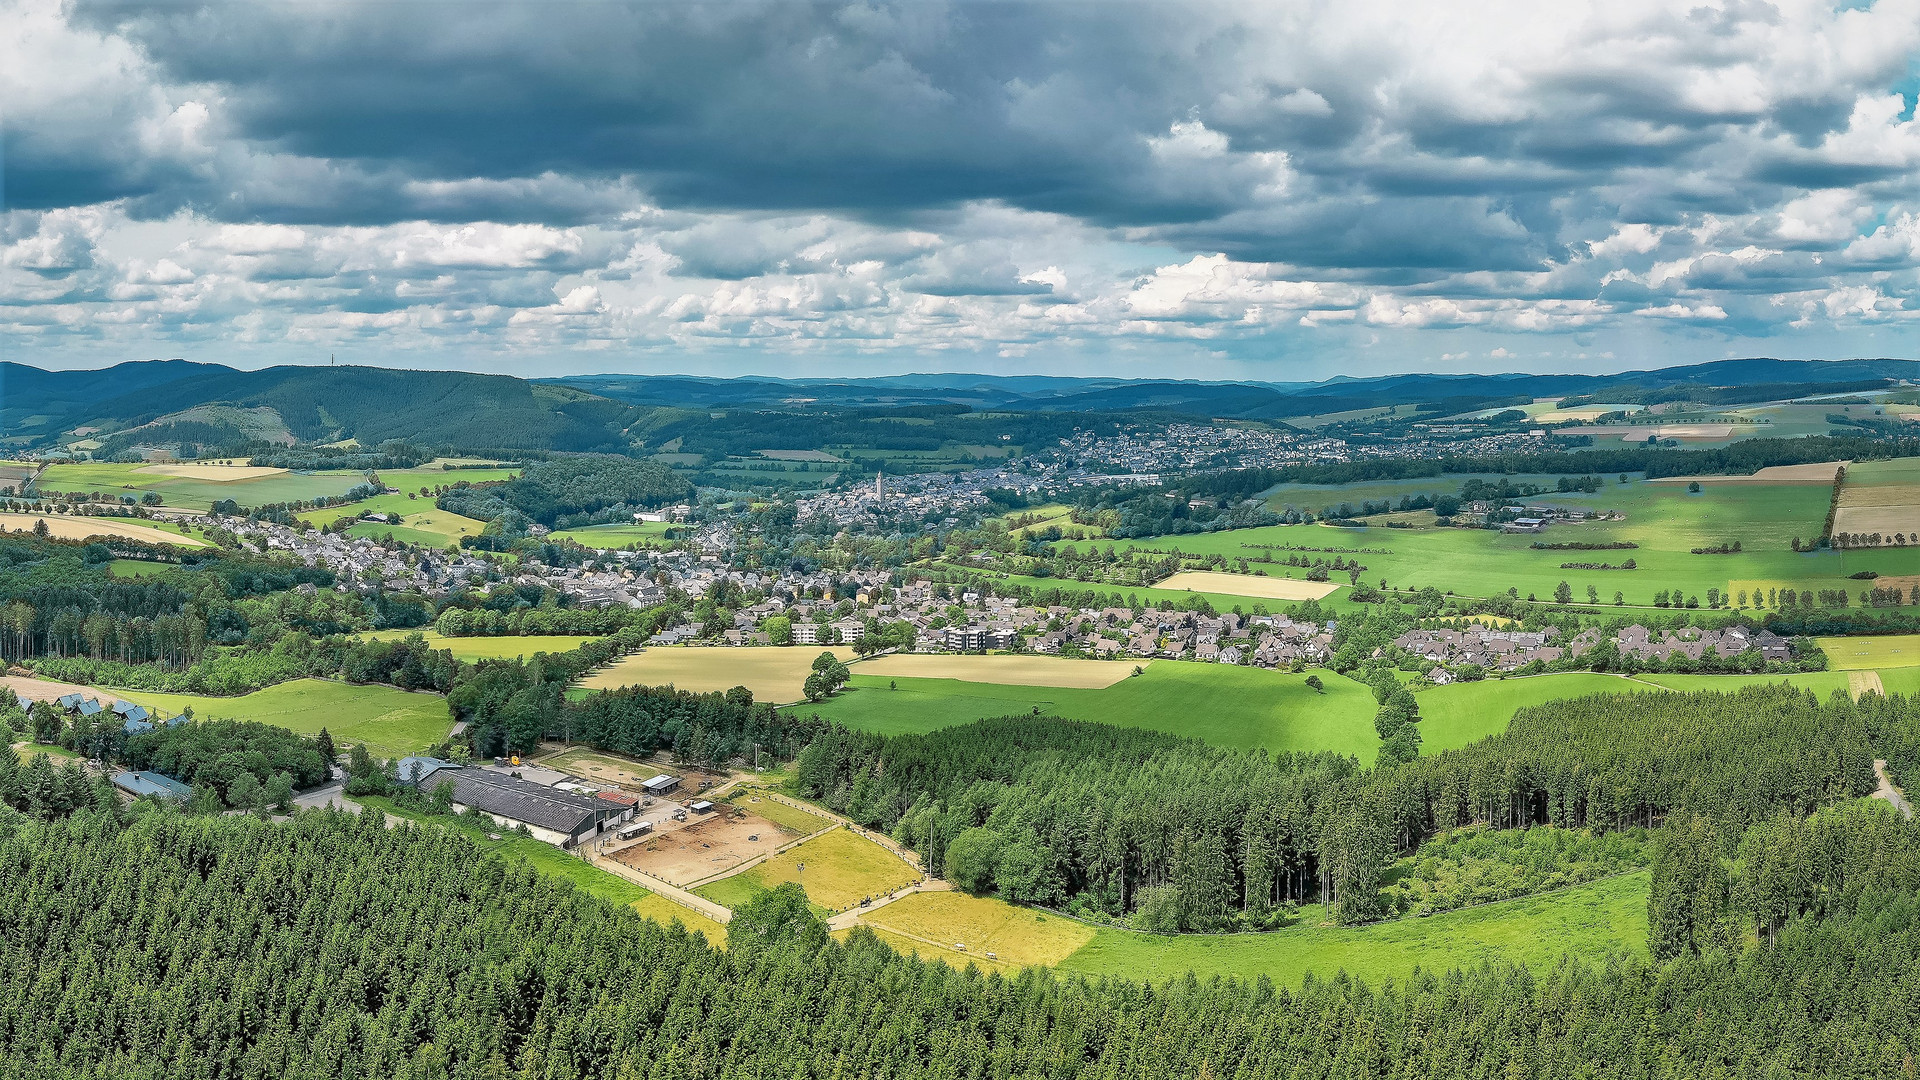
[2,357,1911,452]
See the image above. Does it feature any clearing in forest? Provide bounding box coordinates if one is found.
[852,653,1144,689]
[1153,570,1340,601]
[1056,870,1649,986]
[355,629,600,660]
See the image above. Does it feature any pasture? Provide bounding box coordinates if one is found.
[725,789,835,834]
[105,558,171,578]
[355,629,600,660]
[1064,474,1920,607]
[633,894,727,946]
[809,661,1381,758]
[1056,870,1648,986]
[857,891,1096,973]
[852,653,1143,688]
[1154,570,1340,601]
[1815,635,1920,670]
[577,645,855,703]
[695,827,922,915]
[116,678,453,759]
[1416,673,1665,753]
[547,521,678,548]
[0,513,206,547]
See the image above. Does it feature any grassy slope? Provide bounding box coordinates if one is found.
[116,678,453,758]
[1057,871,1649,986]
[548,521,677,549]
[1416,674,1664,753]
[807,661,1380,759]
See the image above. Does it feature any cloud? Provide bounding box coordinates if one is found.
[5,0,1920,373]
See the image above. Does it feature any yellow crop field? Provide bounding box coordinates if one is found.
[853,653,1147,689]
[1155,570,1339,601]
[1817,635,1920,670]
[577,645,856,702]
[0,514,207,547]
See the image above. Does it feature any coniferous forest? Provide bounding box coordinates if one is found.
[3,805,1920,1078]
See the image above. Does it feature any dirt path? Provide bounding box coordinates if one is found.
[827,878,952,931]
[1849,671,1886,699]
[1873,760,1914,820]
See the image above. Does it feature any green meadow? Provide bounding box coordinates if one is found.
[548,521,678,548]
[1057,475,1919,607]
[807,661,1381,759]
[1056,870,1648,986]
[117,678,453,758]
[354,629,601,660]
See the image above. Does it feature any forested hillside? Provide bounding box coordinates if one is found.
[4,808,1920,1077]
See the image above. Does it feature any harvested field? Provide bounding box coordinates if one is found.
[0,514,207,546]
[853,653,1146,689]
[0,676,131,709]
[136,464,288,481]
[1154,570,1340,601]
[1833,505,1919,537]
[1586,423,1735,439]
[577,645,855,702]
[1849,671,1887,698]
[1838,486,1920,507]
[611,811,793,887]
[1648,461,1847,484]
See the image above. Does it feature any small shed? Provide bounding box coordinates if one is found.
[689,799,715,814]
[641,774,680,796]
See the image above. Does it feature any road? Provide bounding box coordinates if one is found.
[1873,759,1914,820]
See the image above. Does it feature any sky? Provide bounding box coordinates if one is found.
[4,0,1920,381]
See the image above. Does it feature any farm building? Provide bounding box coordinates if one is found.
[444,771,633,848]
[395,756,464,789]
[112,771,192,801]
[689,800,715,814]
[641,774,681,797]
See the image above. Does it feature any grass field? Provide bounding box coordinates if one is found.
[1633,670,1857,696]
[633,894,727,946]
[1056,870,1648,986]
[858,891,1095,973]
[1817,635,1920,670]
[355,629,600,660]
[1416,673,1664,752]
[1153,570,1340,601]
[694,827,921,915]
[39,461,372,512]
[1058,473,1920,607]
[852,654,1144,688]
[548,522,678,549]
[0,513,207,547]
[578,645,855,703]
[116,679,453,758]
[810,661,1381,758]
[725,789,835,834]
[358,796,649,907]
[105,558,171,578]
[299,492,489,548]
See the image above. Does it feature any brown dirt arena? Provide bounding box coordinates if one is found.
[610,810,792,886]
